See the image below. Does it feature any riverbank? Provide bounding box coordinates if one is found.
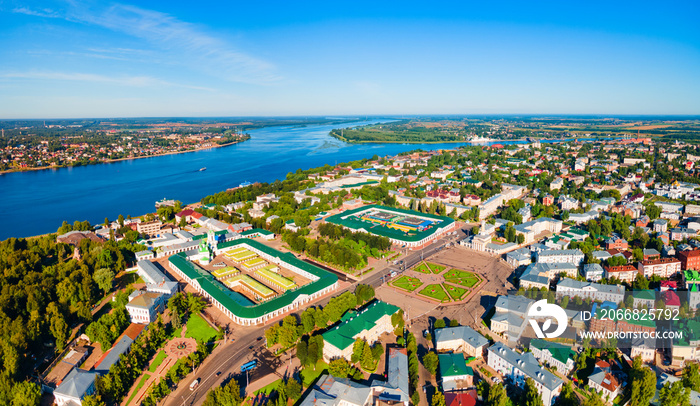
[0,137,249,175]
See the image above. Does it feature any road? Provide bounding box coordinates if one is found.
[163,228,466,406]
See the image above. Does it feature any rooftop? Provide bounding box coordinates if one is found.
[323,301,400,351]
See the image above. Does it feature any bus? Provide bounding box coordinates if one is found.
[241,360,257,372]
[189,378,199,391]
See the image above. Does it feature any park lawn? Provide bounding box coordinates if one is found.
[443,283,468,300]
[148,350,168,373]
[413,263,431,274]
[418,284,450,302]
[126,373,150,406]
[185,314,218,343]
[254,378,281,395]
[426,262,446,274]
[444,269,480,288]
[301,360,328,386]
[391,275,423,292]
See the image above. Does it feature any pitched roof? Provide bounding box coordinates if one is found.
[434,326,488,350]
[373,347,409,403]
[529,339,575,365]
[323,301,399,351]
[445,391,477,406]
[54,368,97,399]
[488,343,563,391]
[169,238,337,320]
[438,352,469,378]
[299,375,372,406]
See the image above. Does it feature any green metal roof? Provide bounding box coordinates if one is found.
[438,353,469,378]
[169,238,337,320]
[339,181,379,189]
[324,204,455,243]
[632,290,656,300]
[323,301,399,351]
[529,339,575,365]
[241,228,273,236]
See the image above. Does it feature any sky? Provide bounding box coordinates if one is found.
[0,0,699,118]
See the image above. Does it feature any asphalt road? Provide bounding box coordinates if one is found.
[163,229,466,406]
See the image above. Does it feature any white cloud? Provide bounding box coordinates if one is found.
[9,1,280,85]
[1,71,215,91]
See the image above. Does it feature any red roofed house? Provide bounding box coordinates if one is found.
[543,194,555,206]
[604,265,637,283]
[663,290,681,309]
[678,250,700,270]
[660,280,677,291]
[587,360,621,405]
[175,209,196,224]
[445,390,477,406]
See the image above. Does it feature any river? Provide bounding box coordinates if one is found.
[0,120,576,239]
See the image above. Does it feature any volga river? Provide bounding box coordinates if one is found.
[0,120,560,239]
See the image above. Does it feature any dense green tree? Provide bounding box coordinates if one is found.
[486,383,508,406]
[422,352,439,376]
[630,362,656,406]
[278,316,299,348]
[434,319,446,329]
[202,377,242,406]
[660,380,691,406]
[583,394,605,406]
[432,391,446,406]
[9,381,42,406]
[523,378,543,406]
[93,268,115,293]
[296,341,308,366]
[554,383,577,406]
[683,362,700,391]
[329,358,351,377]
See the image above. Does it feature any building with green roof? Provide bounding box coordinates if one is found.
[168,238,337,326]
[322,300,400,361]
[324,204,455,248]
[438,352,471,380]
[529,339,575,375]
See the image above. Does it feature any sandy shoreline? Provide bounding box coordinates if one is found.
[0,139,246,175]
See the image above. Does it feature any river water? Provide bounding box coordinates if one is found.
[0,120,567,239]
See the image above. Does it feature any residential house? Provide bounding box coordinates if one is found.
[322,301,399,361]
[604,265,638,283]
[439,353,474,391]
[679,250,700,270]
[582,263,605,282]
[488,343,564,406]
[535,249,584,266]
[435,326,488,358]
[53,368,99,406]
[556,278,625,304]
[529,339,575,375]
[637,258,681,278]
[125,291,167,324]
[587,361,622,405]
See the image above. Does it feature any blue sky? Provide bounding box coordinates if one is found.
[1,0,699,118]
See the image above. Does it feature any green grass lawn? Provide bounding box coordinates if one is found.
[426,262,445,274]
[300,360,328,386]
[126,373,150,406]
[418,284,450,302]
[254,378,281,395]
[148,350,168,373]
[444,269,480,288]
[391,275,423,292]
[413,263,432,274]
[443,283,468,300]
[185,314,218,343]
